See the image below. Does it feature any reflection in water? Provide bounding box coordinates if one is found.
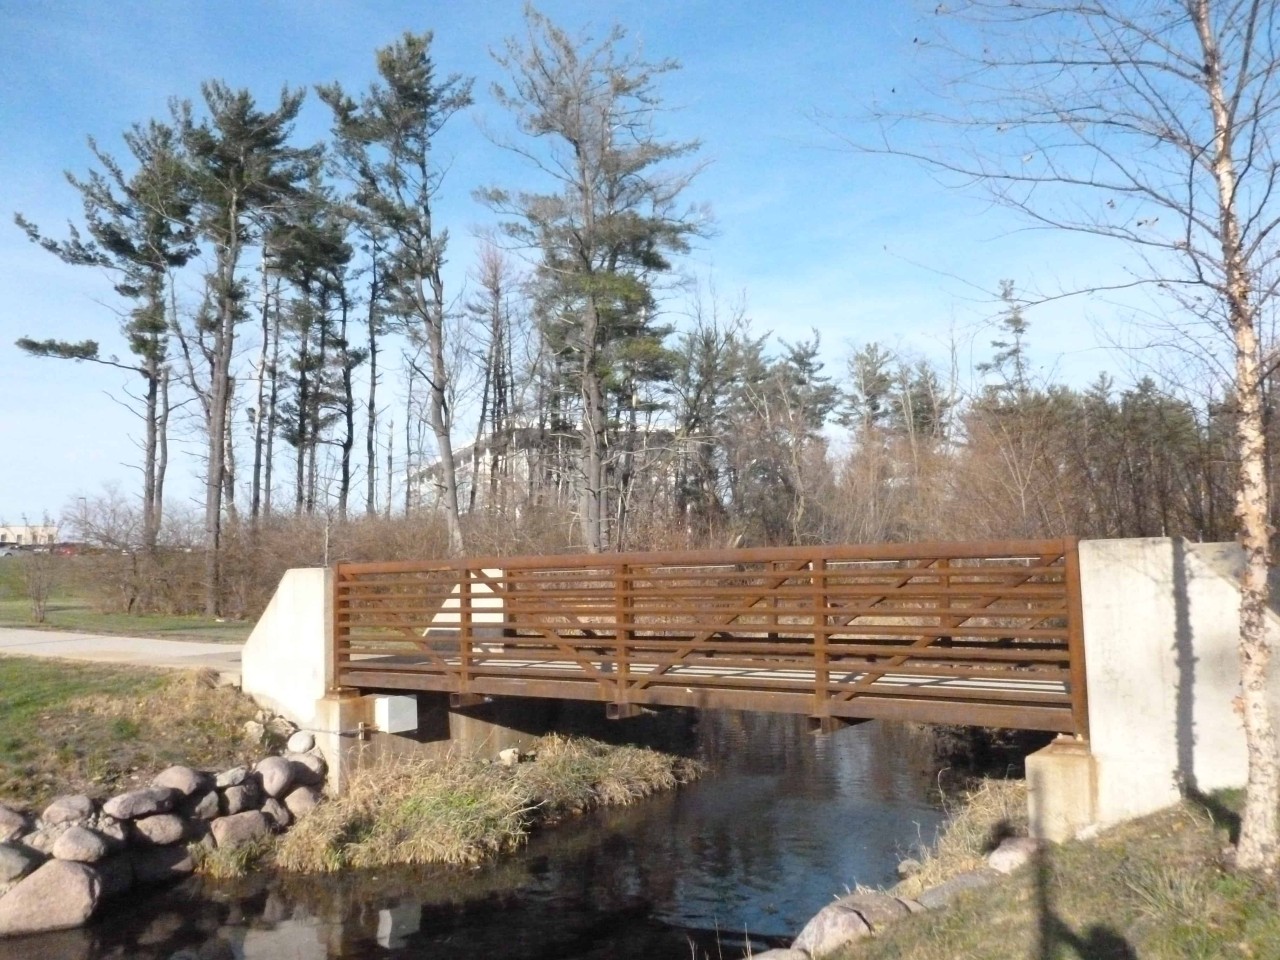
[0,713,942,960]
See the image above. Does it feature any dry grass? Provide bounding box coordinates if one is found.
[893,778,1028,900]
[274,734,701,873]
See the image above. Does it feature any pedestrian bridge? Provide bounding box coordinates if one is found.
[331,538,1089,737]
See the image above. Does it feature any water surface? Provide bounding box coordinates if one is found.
[0,712,943,960]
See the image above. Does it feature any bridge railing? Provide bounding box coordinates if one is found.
[332,537,1088,736]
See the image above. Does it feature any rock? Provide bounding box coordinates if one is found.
[255,756,295,799]
[265,716,297,739]
[52,826,110,864]
[0,842,42,883]
[497,747,520,767]
[0,860,101,935]
[130,845,195,885]
[23,822,72,854]
[103,787,176,820]
[96,853,133,900]
[222,778,263,815]
[988,836,1040,874]
[215,765,248,789]
[286,752,327,786]
[243,720,266,743]
[210,811,269,850]
[752,951,810,960]
[152,765,209,797]
[184,790,221,821]
[0,805,26,843]
[90,814,128,851]
[793,899,872,957]
[261,798,292,831]
[832,891,910,933]
[283,785,322,820]
[132,814,186,846]
[916,868,1001,910]
[896,857,921,880]
[286,731,315,753]
[897,897,927,914]
[42,794,95,826]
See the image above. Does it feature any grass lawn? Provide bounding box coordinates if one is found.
[0,556,251,643]
[0,656,261,809]
[839,784,1280,960]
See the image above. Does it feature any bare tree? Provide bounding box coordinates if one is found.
[852,0,1280,868]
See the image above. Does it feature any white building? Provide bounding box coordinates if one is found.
[0,523,59,546]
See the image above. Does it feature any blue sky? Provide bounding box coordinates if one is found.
[0,0,1138,525]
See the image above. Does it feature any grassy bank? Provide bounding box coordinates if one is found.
[0,657,261,808]
[270,735,702,873]
[839,782,1280,960]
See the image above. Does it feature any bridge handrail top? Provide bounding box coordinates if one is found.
[333,537,1080,576]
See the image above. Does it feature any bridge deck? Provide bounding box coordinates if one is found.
[333,539,1088,735]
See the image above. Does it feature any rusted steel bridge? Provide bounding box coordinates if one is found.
[332,538,1088,736]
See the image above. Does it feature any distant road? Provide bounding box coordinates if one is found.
[0,628,242,684]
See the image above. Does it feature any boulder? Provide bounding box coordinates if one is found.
[132,814,186,847]
[221,779,262,815]
[255,756,294,799]
[752,951,811,960]
[896,857,922,880]
[831,892,910,933]
[0,805,26,843]
[52,826,110,864]
[96,853,133,900]
[91,814,128,851]
[22,822,72,855]
[42,795,95,826]
[283,785,322,820]
[152,765,209,797]
[210,811,269,850]
[988,836,1040,875]
[286,730,315,753]
[243,720,266,743]
[793,900,872,958]
[215,766,248,789]
[286,752,327,787]
[0,842,42,884]
[0,860,101,935]
[130,845,195,885]
[103,787,176,820]
[261,798,292,831]
[916,868,1001,910]
[265,716,297,739]
[183,790,221,821]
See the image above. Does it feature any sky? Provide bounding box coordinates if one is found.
[0,0,1148,526]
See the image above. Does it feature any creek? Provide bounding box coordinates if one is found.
[0,711,943,960]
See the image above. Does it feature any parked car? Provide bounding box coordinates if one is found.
[0,545,19,558]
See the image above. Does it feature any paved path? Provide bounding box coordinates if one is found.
[0,628,243,684]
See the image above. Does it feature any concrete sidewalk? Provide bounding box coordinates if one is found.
[0,628,243,684]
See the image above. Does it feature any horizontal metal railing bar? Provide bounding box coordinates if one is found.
[334,538,1070,577]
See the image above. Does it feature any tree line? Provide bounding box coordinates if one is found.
[12,6,1259,617]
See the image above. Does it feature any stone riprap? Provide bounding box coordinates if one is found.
[0,748,327,938]
[786,831,1040,957]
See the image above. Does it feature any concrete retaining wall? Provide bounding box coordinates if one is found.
[240,567,333,732]
[1080,537,1280,827]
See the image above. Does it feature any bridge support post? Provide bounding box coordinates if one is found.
[1027,736,1097,842]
